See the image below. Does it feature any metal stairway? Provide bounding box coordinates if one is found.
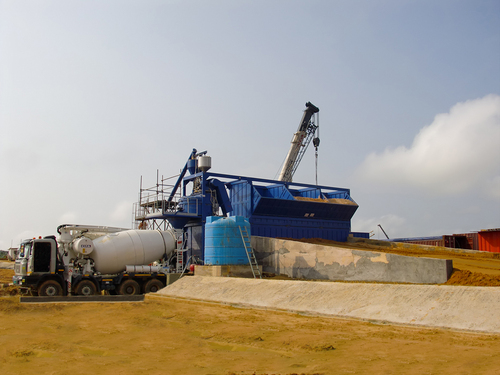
[239,226,262,279]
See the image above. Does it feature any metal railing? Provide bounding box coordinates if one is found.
[133,173,204,229]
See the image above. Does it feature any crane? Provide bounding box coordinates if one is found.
[378,224,390,239]
[278,102,320,183]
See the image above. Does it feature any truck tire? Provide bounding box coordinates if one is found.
[39,280,63,297]
[75,280,97,296]
[118,279,141,295]
[143,279,164,294]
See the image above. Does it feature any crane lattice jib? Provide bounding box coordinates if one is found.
[278,102,319,183]
[288,122,318,180]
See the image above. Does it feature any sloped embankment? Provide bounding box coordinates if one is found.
[158,275,500,334]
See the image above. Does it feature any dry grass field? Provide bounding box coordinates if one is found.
[1,264,500,375]
[1,293,500,375]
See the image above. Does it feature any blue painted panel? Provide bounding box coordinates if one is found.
[178,195,202,214]
[252,186,260,212]
[228,181,252,217]
[253,197,358,221]
[219,175,358,243]
[250,224,350,242]
[324,191,351,200]
[297,187,321,198]
[254,185,272,197]
[249,215,352,242]
[266,185,294,200]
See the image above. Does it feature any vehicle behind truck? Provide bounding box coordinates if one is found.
[7,246,19,261]
[13,224,181,296]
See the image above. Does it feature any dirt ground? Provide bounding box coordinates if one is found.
[0,293,499,375]
[1,265,500,374]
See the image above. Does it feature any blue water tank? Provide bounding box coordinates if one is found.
[204,216,250,265]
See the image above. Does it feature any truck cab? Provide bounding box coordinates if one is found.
[13,239,31,278]
[13,237,65,296]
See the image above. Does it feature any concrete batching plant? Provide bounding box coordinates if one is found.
[134,103,367,272]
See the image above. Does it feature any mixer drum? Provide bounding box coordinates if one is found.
[91,229,177,274]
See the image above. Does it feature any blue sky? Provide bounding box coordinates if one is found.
[1,0,499,247]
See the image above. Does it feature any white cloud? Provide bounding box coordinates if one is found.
[109,201,133,225]
[356,94,500,198]
[2,230,38,249]
[352,214,406,239]
[485,176,500,200]
[59,212,78,224]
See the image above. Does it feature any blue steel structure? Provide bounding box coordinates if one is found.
[141,149,360,263]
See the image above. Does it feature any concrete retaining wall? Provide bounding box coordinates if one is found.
[251,236,452,284]
[195,265,262,278]
[157,276,500,334]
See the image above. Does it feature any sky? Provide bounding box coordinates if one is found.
[1,0,499,248]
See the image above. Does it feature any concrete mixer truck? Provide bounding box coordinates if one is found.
[12,224,181,296]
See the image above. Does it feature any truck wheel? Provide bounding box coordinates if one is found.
[39,280,63,296]
[75,280,97,296]
[118,279,141,295]
[143,279,164,294]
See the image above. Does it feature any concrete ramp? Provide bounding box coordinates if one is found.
[157,276,500,334]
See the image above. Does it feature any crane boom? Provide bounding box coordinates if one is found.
[278,102,319,182]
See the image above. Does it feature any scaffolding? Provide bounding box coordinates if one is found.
[132,170,183,231]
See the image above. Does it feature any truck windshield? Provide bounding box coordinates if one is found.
[19,243,31,258]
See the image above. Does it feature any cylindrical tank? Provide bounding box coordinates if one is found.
[187,158,197,174]
[204,216,249,265]
[73,237,94,255]
[125,265,160,273]
[178,195,202,214]
[91,229,178,274]
[198,155,211,172]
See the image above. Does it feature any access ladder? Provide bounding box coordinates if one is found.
[239,226,262,279]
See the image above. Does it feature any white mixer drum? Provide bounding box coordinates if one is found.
[91,229,177,274]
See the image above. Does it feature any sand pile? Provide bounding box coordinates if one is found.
[445,269,500,286]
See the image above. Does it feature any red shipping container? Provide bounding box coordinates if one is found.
[478,229,500,253]
[452,233,478,250]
